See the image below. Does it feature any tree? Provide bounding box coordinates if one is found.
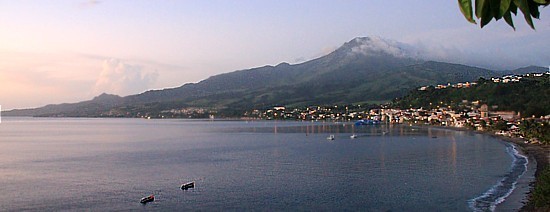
[498,120,511,130]
[458,0,549,29]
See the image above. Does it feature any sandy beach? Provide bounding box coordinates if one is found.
[465,130,549,211]
[503,137,550,211]
[427,125,549,211]
[495,143,537,211]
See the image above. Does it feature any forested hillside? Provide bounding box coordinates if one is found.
[394,74,550,117]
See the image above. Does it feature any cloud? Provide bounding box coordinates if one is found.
[344,35,549,70]
[293,57,306,63]
[405,38,550,70]
[400,26,550,70]
[350,37,418,58]
[80,0,101,8]
[93,59,159,96]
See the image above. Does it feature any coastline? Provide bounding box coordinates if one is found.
[4,117,547,210]
[426,124,549,211]
[500,136,549,211]
[494,136,536,211]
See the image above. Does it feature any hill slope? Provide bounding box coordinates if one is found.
[5,37,547,117]
[394,74,550,117]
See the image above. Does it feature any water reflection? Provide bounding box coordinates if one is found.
[0,118,515,211]
[451,137,457,174]
[222,121,438,137]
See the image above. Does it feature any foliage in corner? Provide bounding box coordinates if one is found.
[458,0,549,29]
[533,166,550,208]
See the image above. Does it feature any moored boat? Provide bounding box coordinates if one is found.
[181,181,195,190]
[327,135,335,140]
[140,195,154,204]
[354,119,380,126]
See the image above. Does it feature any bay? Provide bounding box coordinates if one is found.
[0,118,518,211]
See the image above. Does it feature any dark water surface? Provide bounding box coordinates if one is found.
[0,118,523,211]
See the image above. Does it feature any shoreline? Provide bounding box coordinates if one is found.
[499,135,549,211]
[427,124,549,211]
[4,117,547,209]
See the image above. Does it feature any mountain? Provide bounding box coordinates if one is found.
[4,37,547,117]
[503,65,548,75]
[6,93,123,117]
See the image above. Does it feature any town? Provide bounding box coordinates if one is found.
[243,102,547,143]
[242,72,550,145]
[123,72,549,145]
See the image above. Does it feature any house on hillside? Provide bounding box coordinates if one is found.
[480,104,489,118]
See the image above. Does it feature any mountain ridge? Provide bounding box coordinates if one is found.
[5,37,547,117]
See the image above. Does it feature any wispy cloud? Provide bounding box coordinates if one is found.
[400,25,550,70]
[81,0,101,7]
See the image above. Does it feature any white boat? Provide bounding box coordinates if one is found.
[350,134,358,139]
[327,135,335,140]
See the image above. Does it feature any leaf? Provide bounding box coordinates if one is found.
[513,0,535,29]
[532,0,548,4]
[480,0,494,27]
[500,0,512,16]
[476,0,487,18]
[528,0,540,18]
[459,0,477,23]
[491,0,503,19]
[503,10,516,29]
[509,3,518,15]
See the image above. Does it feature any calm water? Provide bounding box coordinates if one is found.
[0,118,526,211]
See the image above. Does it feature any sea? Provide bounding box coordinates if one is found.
[0,117,531,211]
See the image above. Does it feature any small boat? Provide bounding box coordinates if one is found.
[181,181,195,190]
[140,195,154,204]
[350,134,358,139]
[355,120,381,126]
[327,135,335,140]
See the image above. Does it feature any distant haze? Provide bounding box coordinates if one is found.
[0,1,549,110]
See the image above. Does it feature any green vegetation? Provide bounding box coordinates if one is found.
[394,74,550,144]
[533,166,550,208]
[458,0,549,29]
[394,75,550,118]
[521,119,550,144]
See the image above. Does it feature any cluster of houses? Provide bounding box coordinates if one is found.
[103,71,547,143]
[491,72,547,83]
[418,72,549,91]
[160,107,209,116]
[244,105,371,121]
[247,102,550,143]
[419,81,477,90]
[248,102,522,127]
[247,72,550,142]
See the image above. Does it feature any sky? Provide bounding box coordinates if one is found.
[0,0,549,110]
